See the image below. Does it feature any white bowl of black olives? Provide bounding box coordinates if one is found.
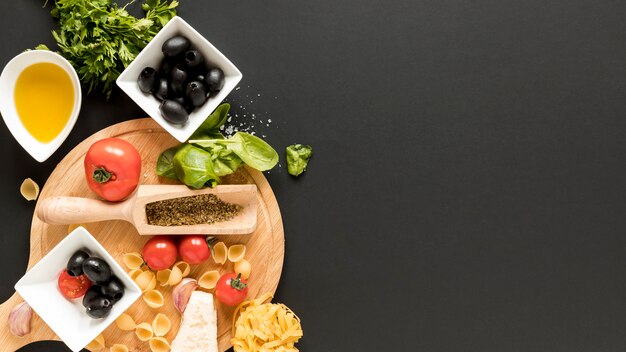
[116,16,242,142]
[14,227,141,352]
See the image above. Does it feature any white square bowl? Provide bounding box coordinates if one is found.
[14,227,141,352]
[116,16,243,142]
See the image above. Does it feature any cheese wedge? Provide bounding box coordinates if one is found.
[171,291,218,352]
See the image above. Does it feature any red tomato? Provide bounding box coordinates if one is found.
[58,270,92,299]
[178,235,212,264]
[143,236,178,270]
[215,273,248,306]
[84,138,141,202]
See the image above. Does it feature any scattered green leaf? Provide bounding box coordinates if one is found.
[155,146,178,179]
[172,144,219,189]
[156,103,280,188]
[286,144,313,176]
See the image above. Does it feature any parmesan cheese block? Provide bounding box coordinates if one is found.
[170,291,218,352]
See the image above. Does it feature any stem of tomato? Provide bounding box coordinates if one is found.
[92,167,113,183]
[205,236,216,251]
[230,273,247,291]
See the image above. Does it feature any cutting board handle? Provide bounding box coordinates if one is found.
[36,196,132,225]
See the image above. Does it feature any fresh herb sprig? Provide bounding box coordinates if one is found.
[156,103,280,188]
[47,0,178,98]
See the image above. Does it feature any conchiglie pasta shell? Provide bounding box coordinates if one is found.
[156,269,171,286]
[167,265,183,286]
[149,337,171,352]
[198,270,220,290]
[128,268,144,281]
[115,313,136,331]
[135,322,154,341]
[143,289,165,309]
[228,244,246,263]
[234,259,252,280]
[135,271,157,291]
[212,242,227,264]
[85,334,105,351]
[123,252,144,270]
[20,178,39,201]
[111,344,129,352]
[174,261,191,277]
[152,313,171,337]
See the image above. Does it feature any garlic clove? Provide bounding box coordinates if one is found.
[172,278,198,313]
[8,302,32,337]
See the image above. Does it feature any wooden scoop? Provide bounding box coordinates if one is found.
[36,184,257,235]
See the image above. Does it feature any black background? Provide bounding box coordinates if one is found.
[2,1,626,351]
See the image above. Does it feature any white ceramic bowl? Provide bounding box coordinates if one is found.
[0,50,81,162]
[15,227,141,352]
[117,16,243,142]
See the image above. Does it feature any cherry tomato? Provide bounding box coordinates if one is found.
[178,235,212,264]
[215,273,248,306]
[84,138,141,202]
[58,270,92,299]
[142,236,178,270]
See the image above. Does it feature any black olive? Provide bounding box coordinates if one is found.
[159,57,177,76]
[154,78,170,101]
[205,68,225,92]
[82,285,103,307]
[162,35,191,58]
[194,74,205,83]
[66,250,90,277]
[138,67,158,93]
[82,257,112,285]
[101,276,125,303]
[185,81,208,107]
[86,297,113,319]
[169,65,188,97]
[184,50,204,68]
[160,100,189,124]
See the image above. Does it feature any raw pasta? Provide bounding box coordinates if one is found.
[135,270,157,291]
[115,313,136,331]
[231,293,303,352]
[156,269,171,286]
[198,270,220,290]
[212,241,227,264]
[174,261,191,277]
[149,337,171,352]
[135,322,154,341]
[156,266,183,286]
[110,344,129,352]
[20,178,39,201]
[143,289,165,308]
[84,334,105,351]
[228,244,246,263]
[128,268,144,281]
[152,313,171,337]
[123,252,144,270]
[234,259,252,280]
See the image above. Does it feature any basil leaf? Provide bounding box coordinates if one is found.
[212,149,243,176]
[156,146,179,179]
[286,144,313,176]
[228,132,279,171]
[191,103,230,139]
[172,145,219,189]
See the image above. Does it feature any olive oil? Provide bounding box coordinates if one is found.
[14,63,74,143]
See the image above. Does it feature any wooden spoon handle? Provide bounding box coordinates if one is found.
[36,197,131,225]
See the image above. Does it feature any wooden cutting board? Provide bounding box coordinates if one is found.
[0,118,285,351]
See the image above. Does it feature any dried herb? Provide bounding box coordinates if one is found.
[146,194,241,226]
